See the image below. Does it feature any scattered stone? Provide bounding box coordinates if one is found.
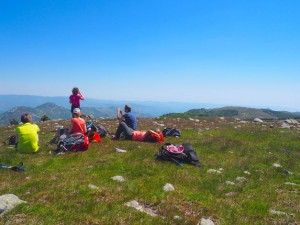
[88,184,99,189]
[244,171,251,175]
[225,181,235,186]
[163,183,175,192]
[173,215,182,220]
[219,117,225,120]
[197,218,215,225]
[225,192,236,197]
[115,148,127,153]
[269,209,287,216]
[284,182,299,186]
[235,177,247,182]
[0,194,26,216]
[269,124,274,128]
[254,118,263,123]
[280,122,290,129]
[207,169,222,174]
[285,119,299,125]
[124,200,158,217]
[273,163,282,168]
[111,176,125,182]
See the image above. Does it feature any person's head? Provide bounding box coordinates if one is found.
[124,104,131,112]
[21,113,32,123]
[72,108,81,117]
[144,131,164,143]
[72,87,79,95]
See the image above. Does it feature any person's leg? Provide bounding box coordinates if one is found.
[115,122,134,139]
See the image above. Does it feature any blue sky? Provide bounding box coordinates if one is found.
[0,0,299,111]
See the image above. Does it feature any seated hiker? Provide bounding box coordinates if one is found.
[87,125,101,142]
[117,104,137,130]
[15,113,40,153]
[112,122,164,143]
[50,108,87,144]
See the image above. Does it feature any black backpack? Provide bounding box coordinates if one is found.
[95,125,109,137]
[155,142,203,167]
[162,127,181,137]
[8,135,17,145]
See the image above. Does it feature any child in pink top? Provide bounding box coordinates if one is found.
[69,87,84,113]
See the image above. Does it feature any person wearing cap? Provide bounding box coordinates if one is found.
[117,104,137,130]
[49,108,87,144]
[69,108,87,135]
[15,113,40,153]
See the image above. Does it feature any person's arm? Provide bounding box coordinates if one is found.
[78,89,84,100]
[142,130,156,141]
[69,96,72,104]
[117,108,123,123]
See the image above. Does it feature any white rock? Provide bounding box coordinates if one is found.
[273,163,282,168]
[254,118,264,123]
[225,181,235,185]
[124,200,157,217]
[115,148,127,153]
[218,168,224,171]
[285,119,299,125]
[197,218,215,225]
[284,182,299,186]
[88,184,99,189]
[163,183,175,192]
[244,171,251,175]
[207,169,221,174]
[280,122,290,129]
[174,215,182,220]
[269,209,287,216]
[0,194,26,215]
[111,176,125,182]
[235,177,247,182]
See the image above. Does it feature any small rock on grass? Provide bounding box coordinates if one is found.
[115,148,127,153]
[88,184,99,189]
[235,177,247,182]
[163,183,175,192]
[207,169,221,174]
[197,218,214,225]
[124,200,158,217]
[225,181,235,186]
[244,171,251,175]
[111,176,125,182]
[0,194,26,216]
[273,163,282,168]
[269,209,287,216]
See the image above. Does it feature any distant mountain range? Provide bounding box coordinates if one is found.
[164,106,300,120]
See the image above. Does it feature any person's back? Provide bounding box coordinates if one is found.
[16,113,40,153]
[123,111,137,130]
[71,117,86,135]
[70,108,87,135]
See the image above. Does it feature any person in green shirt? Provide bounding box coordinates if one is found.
[16,113,40,153]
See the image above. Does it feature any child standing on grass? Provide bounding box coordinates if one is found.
[69,87,84,113]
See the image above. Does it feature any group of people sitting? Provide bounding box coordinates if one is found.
[13,87,164,153]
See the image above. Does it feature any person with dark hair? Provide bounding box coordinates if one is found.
[117,104,137,130]
[15,113,40,153]
[112,122,164,143]
[69,87,84,113]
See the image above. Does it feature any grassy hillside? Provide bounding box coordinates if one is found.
[185,106,299,119]
[0,118,299,224]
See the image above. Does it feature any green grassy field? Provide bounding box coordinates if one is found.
[0,118,299,225]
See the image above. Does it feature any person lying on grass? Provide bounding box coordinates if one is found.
[112,122,164,143]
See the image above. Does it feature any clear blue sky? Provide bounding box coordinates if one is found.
[0,0,299,110]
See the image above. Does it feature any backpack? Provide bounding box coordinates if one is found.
[162,127,181,137]
[95,125,109,137]
[155,142,203,167]
[55,133,89,154]
[8,135,17,145]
